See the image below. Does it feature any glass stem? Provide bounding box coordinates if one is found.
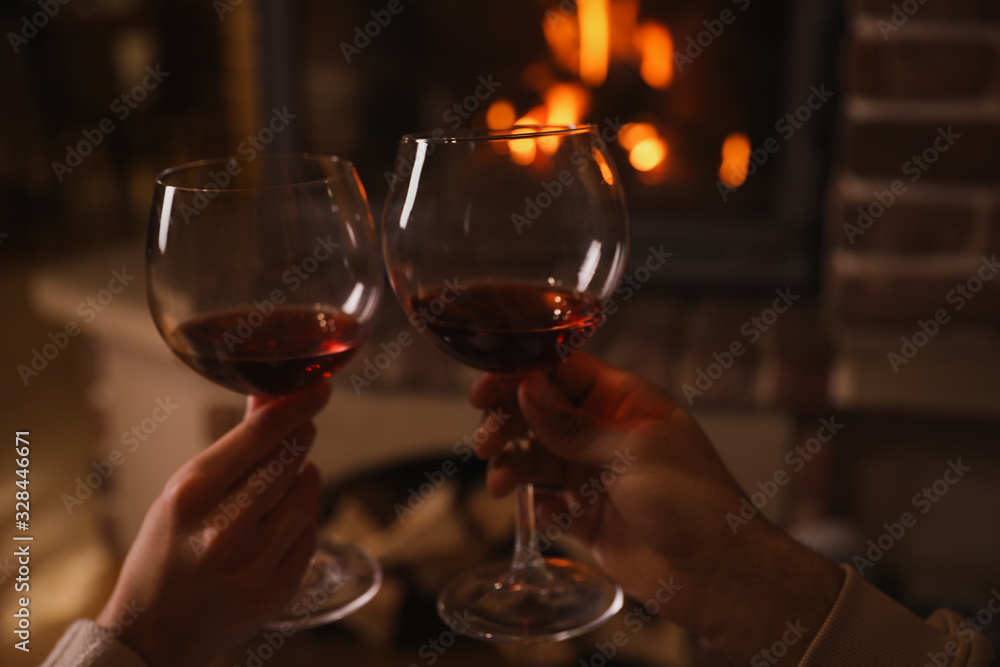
[509,437,546,575]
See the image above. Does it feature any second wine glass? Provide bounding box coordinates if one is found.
[382,126,629,643]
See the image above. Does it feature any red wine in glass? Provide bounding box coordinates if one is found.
[409,283,601,373]
[167,306,366,397]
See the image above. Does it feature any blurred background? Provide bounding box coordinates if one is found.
[1,0,998,664]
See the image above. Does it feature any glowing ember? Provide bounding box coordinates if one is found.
[534,1,679,181]
[619,122,658,151]
[719,132,751,187]
[578,0,610,87]
[544,82,590,126]
[543,13,579,74]
[518,108,547,126]
[609,0,639,59]
[509,127,538,165]
[486,100,517,129]
[636,22,673,89]
[629,137,667,172]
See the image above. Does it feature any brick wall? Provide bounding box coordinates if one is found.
[826,0,1000,327]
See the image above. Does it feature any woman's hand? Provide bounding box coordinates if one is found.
[95,382,330,667]
[472,354,843,665]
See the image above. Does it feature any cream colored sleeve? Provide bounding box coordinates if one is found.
[41,619,148,667]
[801,565,994,666]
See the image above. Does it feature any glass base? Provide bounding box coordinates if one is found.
[264,539,382,630]
[437,557,623,644]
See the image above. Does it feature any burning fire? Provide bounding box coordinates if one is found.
[486,100,516,130]
[620,122,657,150]
[485,84,589,130]
[620,122,667,173]
[543,13,579,75]
[509,128,537,165]
[544,83,590,126]
[485,84,591,159]
[488,1,682,180]
[578,0,610,87]
[636,22,673,89]
[629,137,667,172]
[544,0,672,93]
[719,132,752,188]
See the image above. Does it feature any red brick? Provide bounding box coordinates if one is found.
[846,38,997,99]
[830,196,975,254]
[828,268,1000,325]
[845,123,1000,184]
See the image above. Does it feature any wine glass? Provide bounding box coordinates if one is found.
[382,126,629,643]
[146,154,383,629]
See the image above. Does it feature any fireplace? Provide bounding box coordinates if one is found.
[0,0,842,293]
[262,0,845,293]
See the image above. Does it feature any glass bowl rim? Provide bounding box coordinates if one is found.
[400,124,598,143]
[155,153,357,193]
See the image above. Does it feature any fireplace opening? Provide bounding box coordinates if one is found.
[280,0,845,293]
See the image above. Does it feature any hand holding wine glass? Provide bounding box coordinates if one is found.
[469,353,847,665]
[383,125,629,643]
[146,155,383,629]
[94,385,329,667]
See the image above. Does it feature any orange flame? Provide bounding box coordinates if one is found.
[544,82,590,126]
[543,12,579,74]
[719,133,751,187]
[578,0,610,87]
[609,0,639,60]
[518,108,547,126]
[535,2,678,180]
[486,100,517,129]
[636,22,673,89]
[509,126,538,165]
[619,122,658,151]
[629,137,667,171]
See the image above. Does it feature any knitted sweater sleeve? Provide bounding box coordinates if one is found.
[801,565,993,667]
[41,620,148,667]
